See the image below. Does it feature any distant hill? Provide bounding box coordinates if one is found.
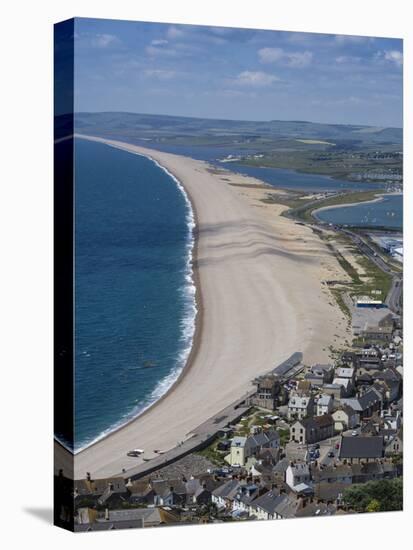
[66,111,402,148]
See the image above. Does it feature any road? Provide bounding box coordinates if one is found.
[289,195,403,316]
[340,228,403,315]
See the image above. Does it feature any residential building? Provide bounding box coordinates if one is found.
[249,374,286,410]
[305,364,334,387]
[286,463,311,490]
[332,377,353,397]
[341,387,382,419]
[290,415,334,444]
[227,436,248,466]
[332,405,359,432]
[287,394,314,420]
[338,435,384,463]
[335,367,355,380]
[249,491,294,520]
[322,383,344,400]
[384,434,403,456]
[211,479,243,510]
[316,394,334,416]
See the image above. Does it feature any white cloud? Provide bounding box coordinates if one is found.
[234,71,279,87]
[166,26,184,39]
[144,69,177,80]
[258,47,313,67]
[335,55,361,64]
[145,45,176,57]
[335,34,373,44]
[151,39,168,46]
[258,47,284,63]
[91,34,118,48]
[383,50,403,67]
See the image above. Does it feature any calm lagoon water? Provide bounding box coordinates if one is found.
[315,194,403,229]
[73,139,195,451]
[130,142,382,193]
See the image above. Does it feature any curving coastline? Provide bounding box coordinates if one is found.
[71,148,199,453]
[70,135,350,480]
[312,192,402,221]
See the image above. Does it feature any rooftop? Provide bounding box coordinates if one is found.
[339,436,384,459]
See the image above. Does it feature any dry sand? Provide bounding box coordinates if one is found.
[70,135,350,479]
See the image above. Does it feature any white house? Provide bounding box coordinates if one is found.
[211,479,242,510]
[332,377,353,397]
[316,394,334,416]
[226,436,248,466]
[249,491,285,520]
[285,463,311,490]
[335,367,355,380]
[332,405,359,432]
[226,431,280,466]
[287,395,314,420]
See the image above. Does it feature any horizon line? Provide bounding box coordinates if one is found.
[68,110,403,130]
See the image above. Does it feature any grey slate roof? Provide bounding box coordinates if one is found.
[246,430,280,448]
[339,436,384,459]
[252,490,284,515]
[212,479,241,499]
[342,387,382,412]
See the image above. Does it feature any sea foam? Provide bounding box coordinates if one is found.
[72,146,198,454]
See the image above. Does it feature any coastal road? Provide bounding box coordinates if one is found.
[340,228,403,315]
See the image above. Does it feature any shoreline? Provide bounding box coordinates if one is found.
[72,137,204,454]
[312,192,402,220]
[70,134,350,480]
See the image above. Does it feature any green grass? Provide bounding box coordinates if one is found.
[330,289,351,319]
[196,438,228,466]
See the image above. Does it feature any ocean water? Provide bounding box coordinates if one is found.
[73,139,196,452]
[315,194,403,229]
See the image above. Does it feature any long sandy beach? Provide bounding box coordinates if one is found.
[70,135,350,480]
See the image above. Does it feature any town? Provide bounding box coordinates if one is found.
[56,291,403,530]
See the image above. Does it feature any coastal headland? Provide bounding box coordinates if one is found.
[71,135,350,480]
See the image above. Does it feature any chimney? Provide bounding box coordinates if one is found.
[105,508,109,521]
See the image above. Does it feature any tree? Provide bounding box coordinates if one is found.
[366,499,381,513]
[343,478,403,513]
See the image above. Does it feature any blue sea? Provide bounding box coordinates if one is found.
[315,194,403,229]
[73,139,196,452]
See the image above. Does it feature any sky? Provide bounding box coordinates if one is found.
[72,18,403,127]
